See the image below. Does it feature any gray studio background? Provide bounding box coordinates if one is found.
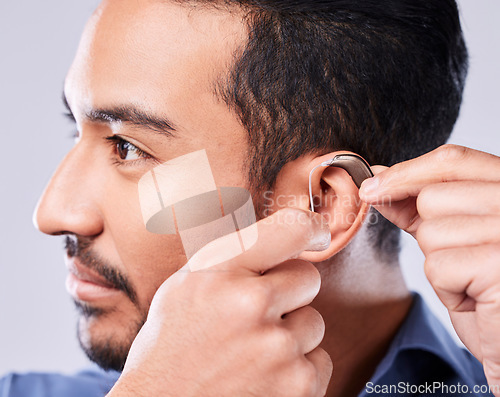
[0,0,499,375]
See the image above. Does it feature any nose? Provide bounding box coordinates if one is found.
[34,143,104,237]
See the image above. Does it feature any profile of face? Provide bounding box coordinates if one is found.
[34,0,252,371]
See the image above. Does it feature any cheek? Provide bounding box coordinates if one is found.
[103,182,188,304]
[118,233,187,303]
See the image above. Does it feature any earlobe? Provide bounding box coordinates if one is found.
[300,152,372,262]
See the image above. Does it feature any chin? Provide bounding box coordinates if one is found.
[75,301,146,372]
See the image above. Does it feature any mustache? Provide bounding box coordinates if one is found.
[64,236,138,305]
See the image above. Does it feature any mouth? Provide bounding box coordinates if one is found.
[65,257,122,303]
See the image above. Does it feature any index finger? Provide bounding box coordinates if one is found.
[359,145,500,203]
[188,208,331,273]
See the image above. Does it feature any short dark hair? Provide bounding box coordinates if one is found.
[210,0,469,256]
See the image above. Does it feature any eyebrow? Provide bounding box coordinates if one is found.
[62,93,177,137]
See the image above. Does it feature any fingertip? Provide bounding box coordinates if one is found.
[359,166,389,197]
[312,213,332,251]
[359,176,380,201]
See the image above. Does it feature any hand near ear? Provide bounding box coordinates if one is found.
[108,209,333,397]
[359,144,500,395]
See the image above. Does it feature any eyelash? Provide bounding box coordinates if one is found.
[63,112,156,167]
[64,111,76,123]
[104,135,155,167]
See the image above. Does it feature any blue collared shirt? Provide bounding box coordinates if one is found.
[0,369,120,397]
[0,294,493,397]
[359,294,493,397]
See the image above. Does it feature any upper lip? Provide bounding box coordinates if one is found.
[66,257,116,289]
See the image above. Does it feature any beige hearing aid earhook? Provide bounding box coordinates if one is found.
[309,154,374,212]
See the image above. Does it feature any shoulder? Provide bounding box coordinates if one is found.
[0,369,120,397]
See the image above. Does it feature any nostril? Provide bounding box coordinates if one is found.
[53,231,73,237]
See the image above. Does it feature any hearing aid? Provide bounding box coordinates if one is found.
[309,154,374,212]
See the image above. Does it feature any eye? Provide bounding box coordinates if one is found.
[116,139,144,161]
[105,136,150,162]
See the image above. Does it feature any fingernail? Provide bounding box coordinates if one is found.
[310,216,331,251]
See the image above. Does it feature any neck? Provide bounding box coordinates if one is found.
[312,235,412,397]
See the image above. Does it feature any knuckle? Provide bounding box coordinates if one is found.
[424,252,445,290]
[283,259,321,302]
[278,207,307,219]
[311,309,326,338]
[435,144,470,163]
[317,347,334,374]
[416,185,437,219]
[313,348,334,395]
[482,288,500,308]
[415,220,437,254]
[154,270,190,301]
[274,208,321,246]
[301,306,326,338]
[275,207,308,228]
[483,359,500,386]
[301,364,318,397]
[486,243,500,262]
[235,284,271,318]
[294,259,321,287]
[271,327,297,352]
[290,361,317,397]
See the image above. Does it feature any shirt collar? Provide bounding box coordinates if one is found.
[367,293,478,387]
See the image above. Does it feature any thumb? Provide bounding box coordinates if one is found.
[369,165,389,176]
[360,166,421,236]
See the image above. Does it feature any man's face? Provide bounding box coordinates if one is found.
[35,0,249,370]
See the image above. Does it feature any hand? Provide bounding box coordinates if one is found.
[107,208,333,397]
[359,144,500,393]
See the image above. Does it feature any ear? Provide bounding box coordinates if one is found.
[300,152,372,262]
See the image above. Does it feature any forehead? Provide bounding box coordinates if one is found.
[65,0,247,118]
